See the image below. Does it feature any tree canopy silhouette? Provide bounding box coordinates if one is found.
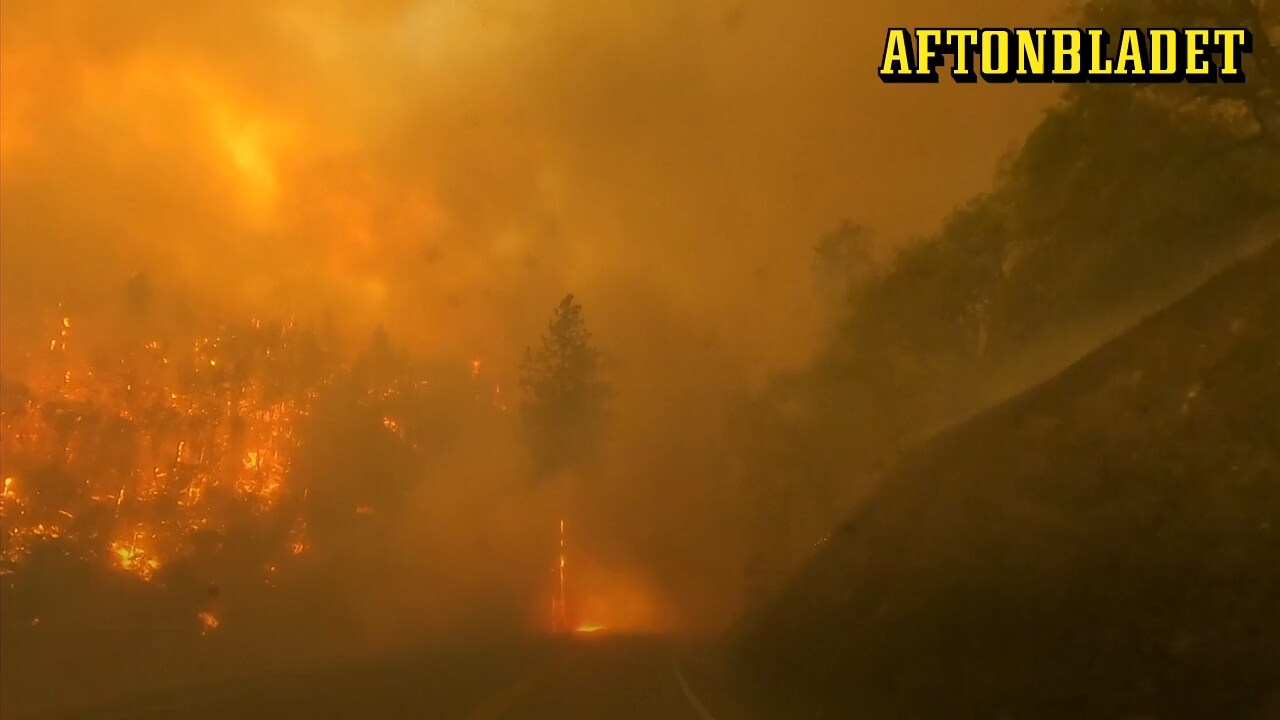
[519,294,609,478]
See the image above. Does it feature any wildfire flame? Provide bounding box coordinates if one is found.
[110,537,162,582]
[0,313,433,590]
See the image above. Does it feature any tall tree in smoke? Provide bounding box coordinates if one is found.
[124,272,154,317]
[519,294,609,478]
[812,220,876,317]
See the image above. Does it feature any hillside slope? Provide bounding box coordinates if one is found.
[735,243,1280,719]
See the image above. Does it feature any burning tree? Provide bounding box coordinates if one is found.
[0,315,333,585]
[0,311,465,610]
[519,294,609,479]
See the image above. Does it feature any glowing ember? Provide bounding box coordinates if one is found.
[110,538,162,581]
[575,623,605,634]
[243,451,263,471]
[198,611,220,635]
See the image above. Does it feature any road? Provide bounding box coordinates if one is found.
[44,635,745,720]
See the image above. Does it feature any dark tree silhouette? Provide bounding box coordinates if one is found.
[519,294,609,478]
[812,220,875,313]
[124,272,153,317]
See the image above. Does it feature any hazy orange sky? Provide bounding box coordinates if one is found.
[0,0,1064,380]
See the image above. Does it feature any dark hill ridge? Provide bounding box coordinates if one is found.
[735,243,1280,719]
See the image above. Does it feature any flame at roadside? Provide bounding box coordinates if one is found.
[544,514,668,637]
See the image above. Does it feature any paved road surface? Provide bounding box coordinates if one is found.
[43,636,742,720]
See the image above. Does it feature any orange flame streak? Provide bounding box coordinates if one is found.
[551,519,569,632]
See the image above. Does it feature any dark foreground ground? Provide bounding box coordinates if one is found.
[734,244,1280,718]
[20,635,753,720]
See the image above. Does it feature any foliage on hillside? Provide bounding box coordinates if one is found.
[738,244,1280,718]
[738,68,1280,579]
